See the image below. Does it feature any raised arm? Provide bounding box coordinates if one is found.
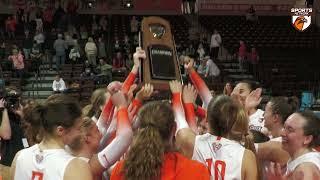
[182,84,198,133]
[122,47,146,93]
[169,80,196,159]
[184,57,212,108]
[0,99,11,140]
[90,91,133,176]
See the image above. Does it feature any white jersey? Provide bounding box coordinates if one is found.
[249,109,266,132]
[286,152,320,175]
[14,144,76,180]
[192,133,245,180]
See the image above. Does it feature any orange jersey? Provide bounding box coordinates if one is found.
[111,152,210,180]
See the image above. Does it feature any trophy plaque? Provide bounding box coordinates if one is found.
[140,16,181,90]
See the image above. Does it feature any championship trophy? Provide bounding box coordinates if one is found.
[140,16,181,90]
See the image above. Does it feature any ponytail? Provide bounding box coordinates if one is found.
[124,126,164,180]
[22,103,46,145]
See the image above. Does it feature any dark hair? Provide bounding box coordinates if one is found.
[250,129,270,143]
[269,96,299,124]
[297,111,320,148]
[24,94,82,135]
[123,101,175,180]
[237,80,258,92]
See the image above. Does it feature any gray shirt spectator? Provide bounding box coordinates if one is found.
[53,34,67,56]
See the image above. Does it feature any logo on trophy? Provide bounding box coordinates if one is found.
[140,17,181,90]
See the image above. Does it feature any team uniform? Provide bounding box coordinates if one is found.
[192,133,245,180]
[286,151,320,175]
[249,109,267,133]
[14,144,76,180]
[111,152,210,180]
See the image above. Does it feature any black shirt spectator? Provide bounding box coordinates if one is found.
[0,109,26,167]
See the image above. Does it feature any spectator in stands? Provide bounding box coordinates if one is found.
[186,44,196,57]
[114,37,121,52]
[97,37,107,59]
[8,49,24,78]
[99,15,108,32]
[123,34,131,53]
[238,40,247,71]
[69,43,81,63]
[0,16,4,39]
[22,31,33,60]
[210,29,222,61]
[33,30,45,50]
[196,58,206,76]
[125,54,134,71]
[223,81,233,96]
[35,14,43,33]
[248,47,259,78]
[197,43,205,59]
[246,5,258,22]
[80,25,88,40]
[112,51,125,69]
[0,41,5,60]
[5,16,16,39]
[81,60,95,79]
[0,95,27,180]
[203,55,220,78]
[52,74,66,93]
[85,37,98,66]
[130,16,139,36]
[53,33,67,71]
[96,58,112,85]
[30,41,42,75]
[42,6,53,31]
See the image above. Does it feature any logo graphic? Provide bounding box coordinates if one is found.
[291,8,312,32]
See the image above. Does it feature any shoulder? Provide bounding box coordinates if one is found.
[64,158,92,180]
[293,162,320,179]
[196,133,215,142]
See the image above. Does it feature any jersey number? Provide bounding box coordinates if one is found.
[32,171,43,180]
[206,159,226,180]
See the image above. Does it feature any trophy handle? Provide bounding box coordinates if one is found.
[172,34,184,85]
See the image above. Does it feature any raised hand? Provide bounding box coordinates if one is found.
[0,98,5,108]
[182,84,198,104]
[268,162,290,180]
[245,88,262,110]
[107,81,123,95]
[133,47,146,67]
[127,84,138,101]
[111,91,128,108]
[169,80,183,94]
[135,83,154,102]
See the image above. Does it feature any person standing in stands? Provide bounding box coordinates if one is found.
[53,34,67,71]
[8,49,24,78]
[210,29,222,61]
[85,37,97,66]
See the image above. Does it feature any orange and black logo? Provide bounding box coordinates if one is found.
[291,8,312,32]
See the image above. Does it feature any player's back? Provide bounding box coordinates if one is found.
[14,144,76,180]
[192,133,245,180]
